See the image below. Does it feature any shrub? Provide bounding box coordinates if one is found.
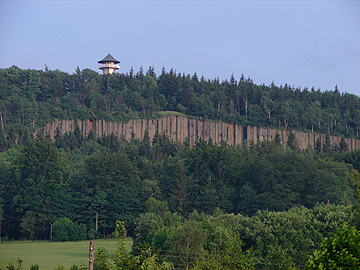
[52,217,87,242]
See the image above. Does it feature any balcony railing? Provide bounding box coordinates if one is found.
[98,63,120,69]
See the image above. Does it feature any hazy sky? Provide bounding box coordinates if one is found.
[1,1,359,95]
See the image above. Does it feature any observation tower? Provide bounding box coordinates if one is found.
[98,53,120,74]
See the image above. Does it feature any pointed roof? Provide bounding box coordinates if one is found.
[98,53,120,64]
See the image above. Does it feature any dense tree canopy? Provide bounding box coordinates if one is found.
[5,137,65,239]
[0,130,356,243]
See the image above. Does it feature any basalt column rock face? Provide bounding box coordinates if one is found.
[35,116,360,151]
[245,126,360,151]
[35,116,244,147]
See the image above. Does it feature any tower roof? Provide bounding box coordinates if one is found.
[98,53,120,64]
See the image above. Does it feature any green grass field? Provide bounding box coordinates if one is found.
[0,238,133,270]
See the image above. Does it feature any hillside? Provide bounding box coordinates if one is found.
[1,65,360,149]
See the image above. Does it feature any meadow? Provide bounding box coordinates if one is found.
[0,238,132,270]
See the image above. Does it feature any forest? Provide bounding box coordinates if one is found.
[1,65,360,145]
[1,65,360,269]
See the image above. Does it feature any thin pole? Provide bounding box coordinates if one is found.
[50,223,52,242]
[0,112,4,130]
[95,212,98,232]
[89,240,94,270]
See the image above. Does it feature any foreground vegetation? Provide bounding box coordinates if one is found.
[3,211,359,269]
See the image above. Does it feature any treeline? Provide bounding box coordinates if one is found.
[55,204,358,270]
[130,200,354,269]
[1,65,360,149]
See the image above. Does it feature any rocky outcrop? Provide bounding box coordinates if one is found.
[245,126,360,151]
[35,116,360,151]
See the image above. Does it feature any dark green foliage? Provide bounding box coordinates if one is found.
[72,151,144,236]
[0,126,7,152]
[0,128,357,242]
[314,138,321,152]
[0,196,3,236]
[287,131,298,150]
[52,217,87,242]
[184,140,353,216]
[29,265,39,270]
[350,170,360,229]
[185,140,237,214]
[4,137,65,239]
[6,257,23,270]
[336,149,360,172]
[157,157,190,214]
[339,136,348,153]
[273,133,281,146]
[323,134,332,153]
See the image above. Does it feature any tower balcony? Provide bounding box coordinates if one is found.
[98,63,120,70]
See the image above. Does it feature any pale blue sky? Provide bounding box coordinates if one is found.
[1,1,359,95]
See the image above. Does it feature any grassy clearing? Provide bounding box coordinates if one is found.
[0,238,132,270]
[154,111,187,118]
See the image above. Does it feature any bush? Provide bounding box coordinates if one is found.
[52,217,87,242]
[30,265,39,270]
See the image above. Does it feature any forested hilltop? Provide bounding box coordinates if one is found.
[1,65,360,147]
[2,65,360,269]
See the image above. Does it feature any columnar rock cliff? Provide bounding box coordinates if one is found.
[35,116,360,151]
